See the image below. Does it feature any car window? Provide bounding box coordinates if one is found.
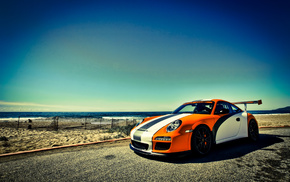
[214,101,231,114]
[193,103,213,114]
[230,104,242,113]
[173,102,213,114]
[178,104,196,113]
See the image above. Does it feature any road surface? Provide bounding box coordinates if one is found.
[0,128,289,181]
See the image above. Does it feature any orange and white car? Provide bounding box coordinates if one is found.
[130,99,262,156]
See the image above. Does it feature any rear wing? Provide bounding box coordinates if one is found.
[232,100,262,111]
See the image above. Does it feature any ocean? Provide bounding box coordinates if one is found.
[0,111,171,121]
[0,110,288,121]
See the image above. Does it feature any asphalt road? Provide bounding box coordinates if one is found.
[0,128,289,182]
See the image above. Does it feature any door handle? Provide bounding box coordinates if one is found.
[236,118,240,122]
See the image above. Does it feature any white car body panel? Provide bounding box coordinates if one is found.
[216,112,248,144]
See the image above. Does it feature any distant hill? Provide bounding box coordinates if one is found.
[271,106,290,113]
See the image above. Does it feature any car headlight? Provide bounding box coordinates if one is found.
[166,120,182,132]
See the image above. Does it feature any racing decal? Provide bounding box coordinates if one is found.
[212,113,239,141]
[138,114,177,130]
[132,114,176,142]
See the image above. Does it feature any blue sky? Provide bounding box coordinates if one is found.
[0,0,289,111]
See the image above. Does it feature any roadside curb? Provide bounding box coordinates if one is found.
[0,137,131,157]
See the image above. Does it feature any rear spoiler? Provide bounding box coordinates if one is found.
[232,100,262,111]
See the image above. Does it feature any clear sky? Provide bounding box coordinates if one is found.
[0,0,289,111]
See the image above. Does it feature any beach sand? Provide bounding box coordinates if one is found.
[0,118,135,154]
[0,114,289,154]
[253,114,290,127]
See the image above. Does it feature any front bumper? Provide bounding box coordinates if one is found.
[129,143,192,157]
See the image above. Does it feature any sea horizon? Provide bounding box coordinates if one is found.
[0,110,290,120]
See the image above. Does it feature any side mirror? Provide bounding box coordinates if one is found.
[219,109,230,114]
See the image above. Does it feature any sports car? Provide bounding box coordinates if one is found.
[130,99,262,156]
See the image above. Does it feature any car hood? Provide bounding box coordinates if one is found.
[135,113,192,133]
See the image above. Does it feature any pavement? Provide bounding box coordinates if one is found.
[0,128,289,182]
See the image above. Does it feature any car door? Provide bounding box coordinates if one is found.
[214,102,244,143]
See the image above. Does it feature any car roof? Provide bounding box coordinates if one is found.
[183,99,230,105]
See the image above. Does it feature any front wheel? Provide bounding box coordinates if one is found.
[248,120,259,142]
[191,125,213,155]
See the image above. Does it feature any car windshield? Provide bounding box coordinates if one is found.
[173,102,214,114]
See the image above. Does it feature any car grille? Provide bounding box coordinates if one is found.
[131,140,149,150]
[155,142,171,150]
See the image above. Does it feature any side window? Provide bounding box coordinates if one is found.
[214,102,231,114]
[230,104,242,113]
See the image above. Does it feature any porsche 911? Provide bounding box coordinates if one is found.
[130,99,262,156]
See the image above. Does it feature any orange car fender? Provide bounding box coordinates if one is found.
[190,121,207,131]
[152,124,192,153]
[188,117,217,141]
[182,120,212,151]
[247,113,258,126]
[190,117,216,132]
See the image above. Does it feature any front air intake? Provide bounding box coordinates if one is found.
[155,142,171,150]
[131,140,149,150]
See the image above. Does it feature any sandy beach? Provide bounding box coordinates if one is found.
[0,114,289,154]
[0,117,136,154]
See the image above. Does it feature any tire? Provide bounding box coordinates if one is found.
[248,119,259,142]
[191,125,213,155]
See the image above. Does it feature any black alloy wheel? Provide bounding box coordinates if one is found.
[248,120,259,142]
[191,125,213,155]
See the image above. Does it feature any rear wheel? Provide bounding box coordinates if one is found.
[191,125,213,155]
[248,120,259,142]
